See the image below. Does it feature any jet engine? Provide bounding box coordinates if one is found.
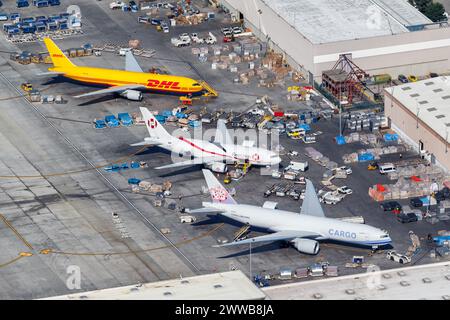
[120,90,143,101]
[291,238,320,255]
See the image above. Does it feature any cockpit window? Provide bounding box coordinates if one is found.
[380,235,389,238]
[271,155,279,158]
[192,83,201,86]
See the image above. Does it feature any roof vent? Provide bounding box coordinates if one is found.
[442,95,450,100]
[427,107,437,112]
[312,293,323,299]
[400,281,410,287]
[345,289,355,295]
[419,100,428,105]
[410,93,420,98]
[436,115,446,119]
[422,278,432,283]
[401,86,411,91]
[214,284,223,289]
[433,88,443,93]
[424,81,434,86]
[163,292,173,296]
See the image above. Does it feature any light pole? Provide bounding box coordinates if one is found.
[339,84,342,136]
[416,99,420,129]
[249,241,252,279]
[444,125,449,154]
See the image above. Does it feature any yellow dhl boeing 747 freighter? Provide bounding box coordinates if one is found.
[43,38,217,101]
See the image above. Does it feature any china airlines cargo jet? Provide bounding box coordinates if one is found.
[42,38,213,100]
[188,170,392,254]
[132,107,282,169]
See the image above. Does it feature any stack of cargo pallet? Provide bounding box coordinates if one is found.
[369,176,448,202]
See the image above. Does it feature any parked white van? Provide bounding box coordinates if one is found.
[379,163,396,174]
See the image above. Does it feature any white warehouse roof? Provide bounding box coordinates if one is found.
[42,271,266,300]
[262,262,450,300]
[262,0,432,44]
[385,76,450,141]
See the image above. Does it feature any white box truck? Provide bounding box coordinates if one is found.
[286,161,308,172]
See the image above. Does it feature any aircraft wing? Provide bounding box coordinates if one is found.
[214,230,321,247]
[130,139,162,147]
[73,84,146,98]
[155,156,222,170]
[125,51,144,72]
[36,71,66,76]
[186,208,224,215]
[300,179,325,218]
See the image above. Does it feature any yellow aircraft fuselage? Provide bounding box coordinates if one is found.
[49,65,204,95]
[44,37,204,96]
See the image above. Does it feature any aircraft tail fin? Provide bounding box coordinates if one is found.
[139,107,172,141]
[43,37,76,68]
[214,119,233,146]
[300,179,325,218]
[202,169,237,205]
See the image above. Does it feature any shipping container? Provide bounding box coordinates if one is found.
[371,73,392,85]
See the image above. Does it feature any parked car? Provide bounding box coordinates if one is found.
[161,21,169,33]
[408,75,418,82]
[191,33,204,43]
[367,161,379,170]
[398,74,408,83]
[381,201,402,212]
[110,1,126,9]
[410,197,423,208]
[0,13,7,21]
[379,163,396,174]
[221,27,232,36]
[397,212,418,223]
[232,26,243,35]
[129,0,138,12]
[386,251,411,264]
[151,18,161,25]
[337,166,352,175]
[337,186,353,195]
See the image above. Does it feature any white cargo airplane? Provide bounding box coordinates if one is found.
[188,170,392,254]
[132,107,282,170]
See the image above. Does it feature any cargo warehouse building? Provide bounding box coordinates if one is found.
[384,77,450,171]
[218,0,450,83]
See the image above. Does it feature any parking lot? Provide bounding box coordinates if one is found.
[0,0,448,299]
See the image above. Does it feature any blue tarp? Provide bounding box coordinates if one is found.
[105,115,120,127]
[176,112,187,119]
[298,123,311,132]
[358,153,375,162]
[162,110,173,117]
[118,112,133,126]
[128,178,141,185]
[94,119,106,129]
[155,115,166,123]
[420,196,430,205]
[384,133,399,142]
[130,161,140,169]
[189,120,200,128]
[335,135,346,145]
